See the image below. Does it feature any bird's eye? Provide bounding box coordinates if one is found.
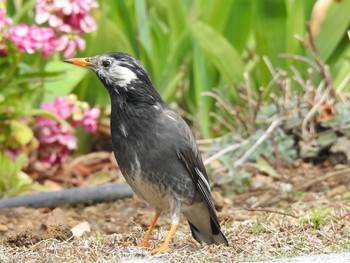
[102,60,111,68]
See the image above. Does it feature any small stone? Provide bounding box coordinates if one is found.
[0,223,9,232]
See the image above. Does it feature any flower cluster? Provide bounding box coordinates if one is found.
[0,8,12,56]
[1,0,98,58]
[36,95,100,165]
[35,0,98,57]
[0,8,11,31]
[6,23,56,58]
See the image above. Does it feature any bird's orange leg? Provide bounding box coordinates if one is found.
[150,224,178,256]
[138,211,161,248]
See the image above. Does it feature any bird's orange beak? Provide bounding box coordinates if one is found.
[64,57,97,70]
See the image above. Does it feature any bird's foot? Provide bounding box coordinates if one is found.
[137,240,150,249]
[149,244,169,256]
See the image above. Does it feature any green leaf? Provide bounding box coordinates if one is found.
[223,0,252,53]
[191,21,244,96]
[10,121,33,146]
[11,0,37,23]
[315,0,350,62]
[256,158,278,177]
[43,61,87,102]
[252,0,287,86]
[317,131,337,147]
[192,42,216,137]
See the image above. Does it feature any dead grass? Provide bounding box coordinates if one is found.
[1,207,349,263]
[1,166,350,262]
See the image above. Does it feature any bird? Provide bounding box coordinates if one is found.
[64,52,228,255]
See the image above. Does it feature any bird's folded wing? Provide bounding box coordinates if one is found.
[177,147,220,228]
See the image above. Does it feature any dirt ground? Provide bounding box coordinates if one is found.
[1,165,350,262]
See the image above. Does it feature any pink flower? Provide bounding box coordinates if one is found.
[56,34,85,58]
[0,8,12,31]
[36,119,77,165]
[4,149,18,161]
[82,107,100,132]
[41,27,57,58]
[35,0,98,57]
[35,0,98,33]
[6,23,56,57]
[66,13,96,33]
[36,95,100,165]
[39,143,70,164]
[54,0,99,16]
[35,0,64,27]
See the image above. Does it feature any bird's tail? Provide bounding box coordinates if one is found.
[188,219,228,245]
[183,202,228,246]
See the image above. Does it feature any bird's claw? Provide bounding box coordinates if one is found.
[137,240,150,249]
[149,244,169,256]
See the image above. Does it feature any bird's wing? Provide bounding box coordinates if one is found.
[165,110,220,226]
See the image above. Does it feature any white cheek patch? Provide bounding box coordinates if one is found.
[97,62,137,89]
[109,64,137,88]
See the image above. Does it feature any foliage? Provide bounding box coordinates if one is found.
[0,0,99,161]
[0,152,31,197]
[54,0,350,137]
[299,208,333,229]
[202,30,350,190]
[0,1,101,196]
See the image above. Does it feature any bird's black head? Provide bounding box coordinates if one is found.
[64,52,163,105]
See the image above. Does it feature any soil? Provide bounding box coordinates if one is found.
[1,162,350,262]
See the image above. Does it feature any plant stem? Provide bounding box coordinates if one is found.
[0,53,23,91]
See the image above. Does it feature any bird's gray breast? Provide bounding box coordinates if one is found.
[111,113,196,208]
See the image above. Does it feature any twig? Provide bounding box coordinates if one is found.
[245,207,300,219]
[234,117,284,167]
[279,53,319,72]
[205,90,251,133]
[336,71,350,94]
[202,91,234,118]
[210,111,237,132]
[301,82,329,139]
[294,168,350,191]
[244,71,255,133]
[197,137,224,145]
[270,131,281,172]
[306,22,335,100]
[203,140,249,166]
[290,66,306,87]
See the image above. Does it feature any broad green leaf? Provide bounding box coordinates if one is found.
[43,61,87,102]
[224,0,252,53]
[135,0,151,54]
[192,42,216,137]
[10,121,33,146]
[252,0,287,86]
[203,0,235,33]
[285,0,305,56]
[191,21,244,96]
[315,0,350,62]
[152,0,187,45]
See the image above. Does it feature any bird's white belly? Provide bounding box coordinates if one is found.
[125,174,172,211]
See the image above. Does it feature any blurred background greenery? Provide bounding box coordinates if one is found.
[74,0,350,137]
[2,0,350,196]
[4,0,350,138]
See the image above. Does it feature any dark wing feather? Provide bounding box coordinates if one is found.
[167,110,221,230]
[177,147,220,226]
[165,110,218,220]
[164,109,227,245]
